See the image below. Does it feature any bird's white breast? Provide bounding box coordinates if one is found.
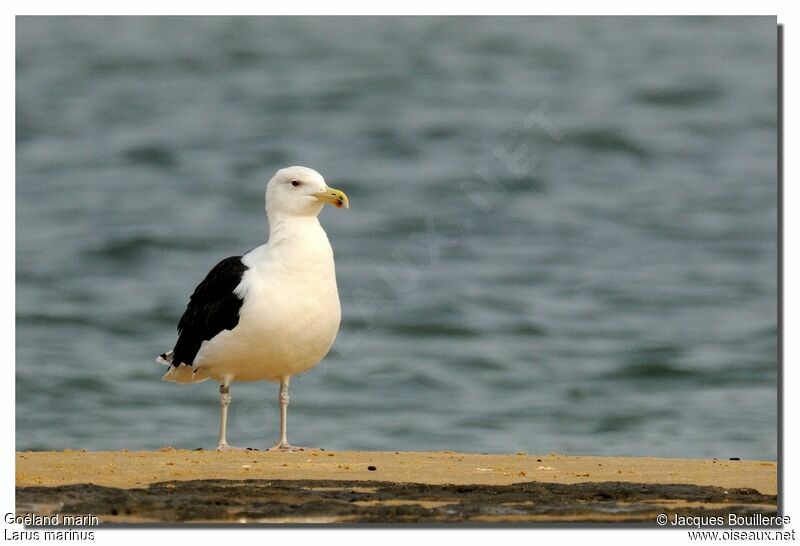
[194,219,341,383]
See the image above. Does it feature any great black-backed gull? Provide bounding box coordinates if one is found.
[157,166,349,451]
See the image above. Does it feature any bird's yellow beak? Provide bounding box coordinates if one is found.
[315,186,349,209]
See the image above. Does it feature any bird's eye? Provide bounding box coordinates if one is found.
[291,180,301,187]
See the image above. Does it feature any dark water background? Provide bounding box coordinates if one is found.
[16,16,778,458]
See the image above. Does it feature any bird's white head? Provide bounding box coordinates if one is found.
[266,166,349,219]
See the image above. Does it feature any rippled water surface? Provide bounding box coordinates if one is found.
[16,17,778,458]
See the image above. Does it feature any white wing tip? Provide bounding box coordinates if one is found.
[156,351,173,366]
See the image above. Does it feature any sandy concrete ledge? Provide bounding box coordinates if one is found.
[16,450,777,523]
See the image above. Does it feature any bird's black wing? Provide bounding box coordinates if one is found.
[167,255,249,367]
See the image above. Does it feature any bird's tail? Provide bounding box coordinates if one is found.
[156,351,210,384]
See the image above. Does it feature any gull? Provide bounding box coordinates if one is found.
[157,166,348,451]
